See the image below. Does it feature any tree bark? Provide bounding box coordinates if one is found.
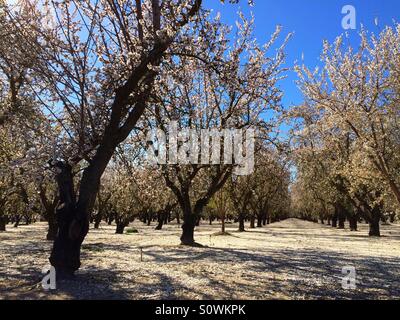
[338,216,345,229]
[181,214,196,245]
[94,212,102,229]
[250,216,255,229]
[13,216,21,228]
[369,207,381,237]
[238,213,245,232]
[256,215,262,227]
[49,163,90,276]
[349,215,358,231]
[155,211,164,230]
[332,213,338,228]
[0,215,6,231]
[115,222,127,234]
[221,213,225,233]
[46,213,58,241]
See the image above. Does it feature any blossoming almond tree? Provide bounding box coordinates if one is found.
[147,14,289,245]
[3,0,262,275]
[296,25,400,210]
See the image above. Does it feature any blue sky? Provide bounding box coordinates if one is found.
[204,0,400,110]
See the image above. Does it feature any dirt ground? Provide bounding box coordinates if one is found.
[0,218,399,300]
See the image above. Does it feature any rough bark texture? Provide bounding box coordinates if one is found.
[49,163,89,276]
[180,214,196,245]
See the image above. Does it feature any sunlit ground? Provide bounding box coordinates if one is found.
[0,218,399,300]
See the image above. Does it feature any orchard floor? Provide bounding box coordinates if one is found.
[0,218,399,300]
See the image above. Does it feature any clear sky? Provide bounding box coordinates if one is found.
[204,0,400,110]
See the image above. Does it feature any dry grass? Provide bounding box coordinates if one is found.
[0,218,399,300]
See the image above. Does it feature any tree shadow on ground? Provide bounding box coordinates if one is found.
[142,246,400,299]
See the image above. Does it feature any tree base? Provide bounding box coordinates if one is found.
[180,241,204,247]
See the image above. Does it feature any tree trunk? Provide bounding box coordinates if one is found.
[181,214,196,245]
[338,217,345,229]
[163,212,169,224]
[250,216,255,228]
[332,213,338,228]
[221,213,225,233]
[369,219,380,236]
[46,213,58,241]
[155,211,164,230]
[13,216,21,228]
[49,163,90,277]
[335,204,345,229]
[256,215,262,228]
[115,222,126,234]
[238,213,245,232]
[262,215,267,226]
[0,216,6,231]
[94,212,102,229]
[369,207,381,237]
[147,212,152,226]
[209,216,213,225]
[349,215,358,231]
